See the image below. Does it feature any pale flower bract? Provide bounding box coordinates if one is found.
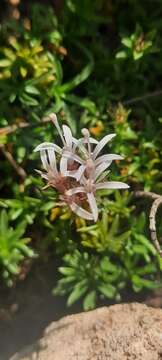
[34,113,129,221]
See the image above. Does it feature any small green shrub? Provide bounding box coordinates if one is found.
[0,210,36,286]
[54,211,162,310]
[116,25,156,61]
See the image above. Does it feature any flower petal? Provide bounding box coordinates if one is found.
[87,192,98,222]
[41,173,49,180]
[47,149,57,172]
[63,170,79,178]
[66,187,85,196]
[63,125,73,149]
[35,169,49,180]
[96,181,130,190]
[95,154,123,166]
[60,156,68,174]
[94,162,112,180]
[75,164,86,181]
[34,142,62,154]
[80,175,87,186]
[72,137,97,158]
[92,134,116,159]
[50,113,65,145]
[81,128,91,155]
[70,202,94,220]
[79,137,98,144]
[73,136,98,158]
[72,137,80,145]
[63,165,86,181]
[40,150,49,171]
[63,150,84,165]
[96,170,110,183]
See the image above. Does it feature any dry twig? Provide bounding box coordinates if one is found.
[1,145,27,180]
[123,89,162,106]
[0,116,52,137]
[135,191,162,256]
[0,116,53,181]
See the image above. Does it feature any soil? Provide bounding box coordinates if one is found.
[0,258,162,360]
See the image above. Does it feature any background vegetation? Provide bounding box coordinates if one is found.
[0,0,162,310]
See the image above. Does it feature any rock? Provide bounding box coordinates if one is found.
[11,303,162,360]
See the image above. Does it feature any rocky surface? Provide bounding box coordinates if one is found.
[11,303,162,360]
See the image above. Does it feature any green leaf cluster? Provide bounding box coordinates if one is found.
[54,212,162,310]
[0,210,36,286]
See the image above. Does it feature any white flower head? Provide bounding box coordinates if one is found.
[34,113,129,222]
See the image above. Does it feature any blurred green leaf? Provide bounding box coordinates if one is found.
[67,280,88,306]
[83,290,96,310]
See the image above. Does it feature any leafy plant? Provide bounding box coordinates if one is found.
[0,210,36,286]
[54,212,162,310]
[54,250,121,310]
[0,0,162,309]
[116,25,156,61]
[77,213,131,252]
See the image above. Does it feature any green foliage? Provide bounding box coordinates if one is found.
[0,0,162,308]
[116,25,156,61]
[0,31,59,117]
[0,210,36,286]
[54,213,162,310]
[77,213,131,252]
[54,250,121,310]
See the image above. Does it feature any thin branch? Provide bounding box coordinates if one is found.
[1,145,27,180]
[135,191,162,256]
[1,90,162,136]
[0,116,53,181]
[150,198,162,256]
[134,190,160,201]
[0,116,52,137]
[123,89,162,106]
[0,122,28,136]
